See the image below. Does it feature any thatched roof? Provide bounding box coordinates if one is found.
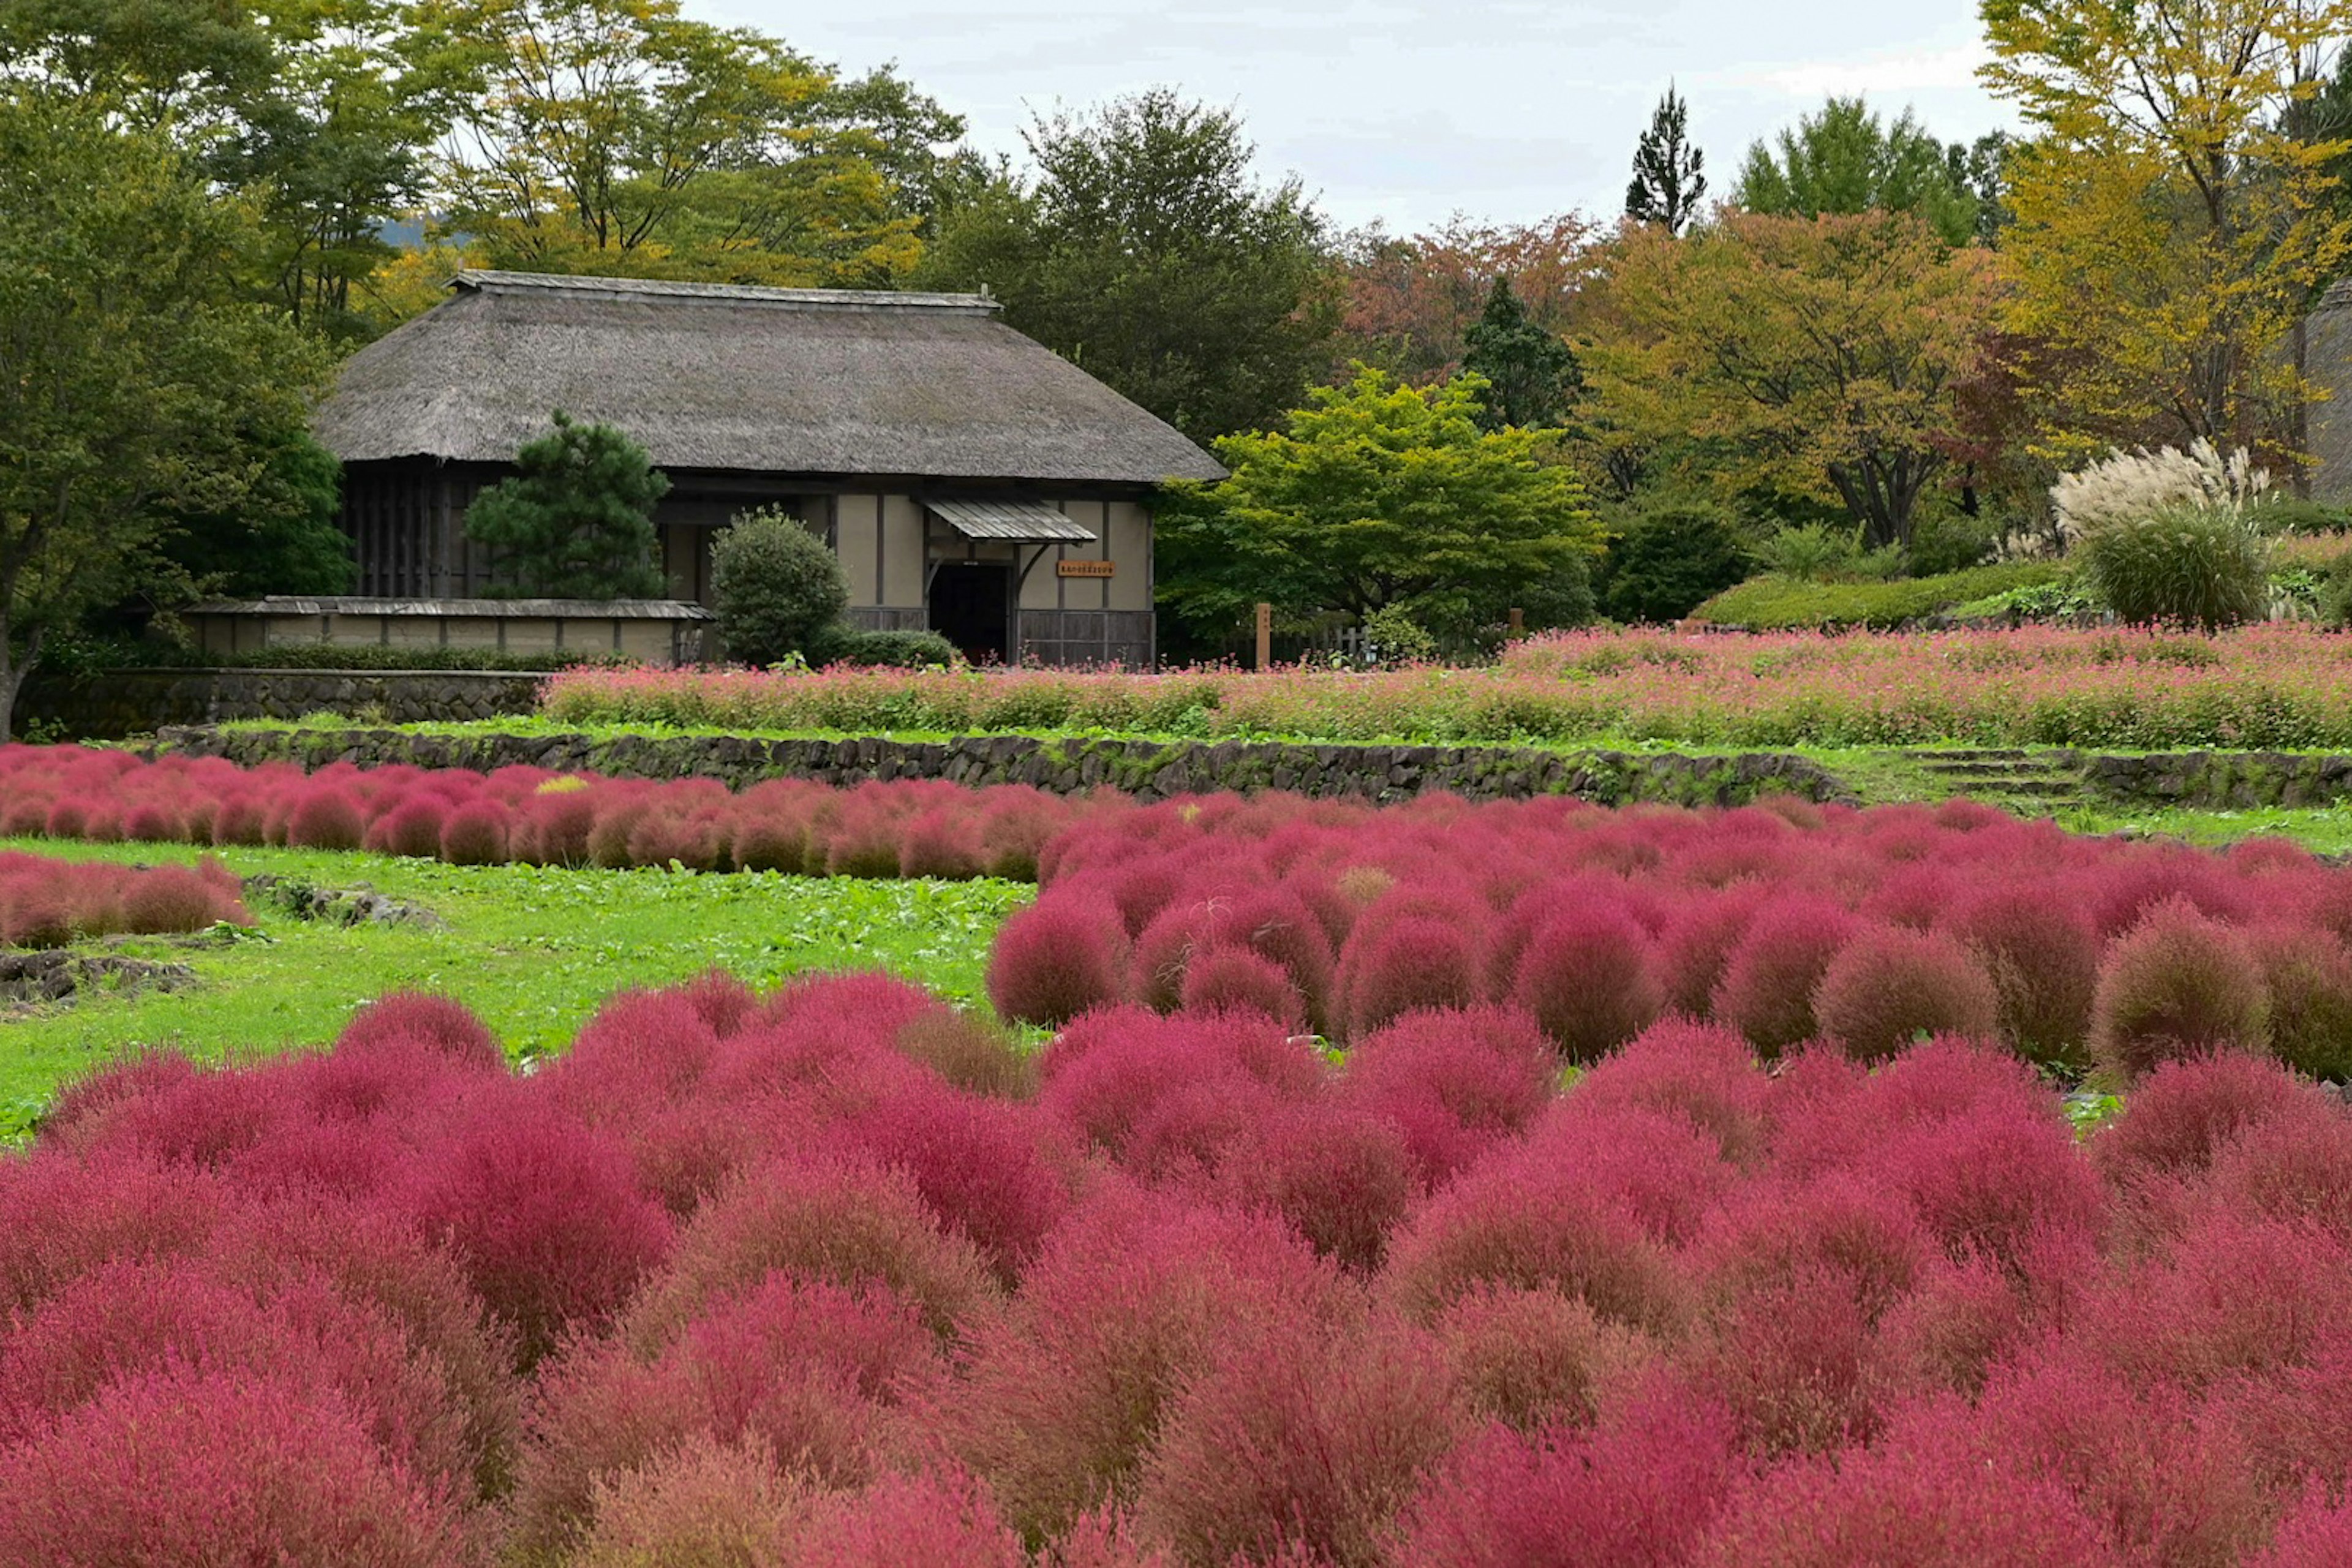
[314,271,1225,486]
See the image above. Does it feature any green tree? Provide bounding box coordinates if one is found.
[0,88,325,735]
[463,412,670,598]
[1598,499,1752,623]
[1735,96,1981,246]
[709,508,849,665]
[918,91,1336,442]
[1460,275,1583,430]
[165,428,356,598]
[1626,85,1708,235]
[408,0,959,287]
[1155,368,1601,643]
[1591,211,1996,548]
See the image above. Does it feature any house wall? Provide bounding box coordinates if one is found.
[340,465,1160,665]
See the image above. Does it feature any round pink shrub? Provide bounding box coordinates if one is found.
[1218,1097,1419,1272]
[623,1153,998,1352]
[1711,894,1858,1054]
[2089,897,2271,1081]
[2256,1498,2352,1568]
[439,801,511,865]
[785,1468,1027,1568]
[286,786,368,850]
[1178,944,1307,1029]
[1393,1384,1740,1568]
[405,1088,675,1366]
[1811,926,2002,1061]
[364,799,447,859]
[1336,892,1490,1041]
[2253,922,2352,1080]
[1340,1005,1558,1187]
[2092,1051,2310,1189]
[989,895,1129,1027]
[1136,1312,1465,1568]
[1945,883,2100,1065]
[1574,1019,1769,1166]
[334,991,505,1072]
[1434,1283,1650,1434]
[945,1182,1342,1542]
[1511,905,1664,1062]
[0,1368,466,1567]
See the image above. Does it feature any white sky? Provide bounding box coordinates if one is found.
[702,0,2014,233]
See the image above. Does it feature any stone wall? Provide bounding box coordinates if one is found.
[23,670,544,740]
[148,725,1857,808]
[2082,751,2352,809]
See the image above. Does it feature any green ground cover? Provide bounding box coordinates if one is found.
[1689,562,2064,629]
[0,837,1027,1139]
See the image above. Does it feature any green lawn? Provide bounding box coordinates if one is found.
[0,837,1028,1139]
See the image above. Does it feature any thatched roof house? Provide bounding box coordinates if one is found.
[313,270,1224,666]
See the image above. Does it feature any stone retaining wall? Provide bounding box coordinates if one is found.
[148,726,1858,808]
[23,670,545,739]
[2082,751,2352,809]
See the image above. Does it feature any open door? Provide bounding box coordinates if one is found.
[927,560,1011,664]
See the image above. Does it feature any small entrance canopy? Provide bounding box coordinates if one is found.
[924,498,1097,543]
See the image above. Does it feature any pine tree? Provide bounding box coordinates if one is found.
[462,412,671,598]
[1460,275,1582,430]
[1626,85,1706,235]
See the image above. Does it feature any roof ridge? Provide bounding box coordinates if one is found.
[453,269,1000,315]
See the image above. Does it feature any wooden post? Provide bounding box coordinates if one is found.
[1507,607,1525,639]
[1254,602,1272,671]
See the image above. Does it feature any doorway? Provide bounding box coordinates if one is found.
[928,561,1011,664]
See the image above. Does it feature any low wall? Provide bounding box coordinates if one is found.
[24,671,545,740]
[2082,751,2352,809]
[147,726,1858,807]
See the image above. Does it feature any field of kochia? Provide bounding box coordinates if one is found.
[2,748,2351,1564]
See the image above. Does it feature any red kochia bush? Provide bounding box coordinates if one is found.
[2089,897,2271,1080]
[1340,1005,1557,1186]
[946,1183,1341,1542]
[334,991,505,1072]
[988,895,1129,1027]
[1335,890,1491,1041]
[1711,894,1859,1054]
[1944,883,2100,1064]
[0,1367,466,1567]
[2092,1051,2309,1189]
[1136,1311,1466,1568]
[1573,1019,1770,1166]
[1510,904,1664,1062]
[1811,925,2002,1061]
[1394,1384,1741,1568]
[404,1088,676,1367]
[784,1468,1027,1568]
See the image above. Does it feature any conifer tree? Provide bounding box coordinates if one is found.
[1460,275,1581,429]
[1626,86,1706,235]
[463,412,671,598]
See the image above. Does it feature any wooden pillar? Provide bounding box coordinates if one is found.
[1508,607,1525,639]
[1255,602,1272,671]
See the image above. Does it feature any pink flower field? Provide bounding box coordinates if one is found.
[4,766,2352,1562]
[543,623,2352,750]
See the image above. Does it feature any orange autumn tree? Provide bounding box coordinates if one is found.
[1588,210,1997,549]
[1335,213,1603,385]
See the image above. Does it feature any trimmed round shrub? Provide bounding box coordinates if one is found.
[1178,944,1307,1030]
[286,787,366,850]
[1135,1313,1466,1568]
[1434,1283,1650,1433]
[2253,922,2352,1080]
[1599,497,1754,625]
[0,1367,466,1567]
[573,1433,810,1568]
[2089,898,2271,1081]
[1572,1019,1769,1166]
[710,508,851,665]
[1811,926,2002,1062]
[1336,907,1488,1042]
[335,991,505,1071]
[1510,905,1664,1062]
[1945,884,2100,1066]
[2090,1050,2309,1188]
[1711,895,1858,1054]
[988,895,1129,1028]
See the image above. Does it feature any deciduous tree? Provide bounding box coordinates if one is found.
[1981,0,2352,464]
[1734,96,1981,246]
[1334,213,1599,387]
[1591,211,1995,548]
[918,91,1336,442]
[1155,369,1601,641]
[410,0,958,287]
[0,89,324,736]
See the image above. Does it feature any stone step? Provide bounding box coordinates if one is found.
[1953,780,2084,799]
[1919,761,2056,779]
[1917,748,2032,761]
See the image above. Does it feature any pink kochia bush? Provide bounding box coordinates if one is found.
[0,745,1098,880]
[10,974,2352,1562]
[0,849,248,947]
[987,786,2352,1083]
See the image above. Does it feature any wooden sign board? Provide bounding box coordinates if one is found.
[1057,559,1116,579]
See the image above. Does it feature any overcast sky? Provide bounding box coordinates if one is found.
[703,0,2013,234]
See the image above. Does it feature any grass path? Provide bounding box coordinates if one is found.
[0,837,1027,1137]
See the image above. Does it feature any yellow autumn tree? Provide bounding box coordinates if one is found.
[1587,211,1997,548]
[1981,0,2352,467]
